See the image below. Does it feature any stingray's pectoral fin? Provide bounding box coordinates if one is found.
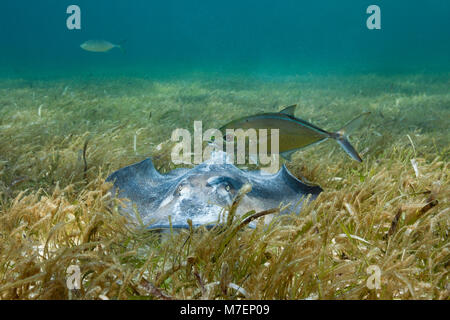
[280,149,297,162]
[277,165,323,198]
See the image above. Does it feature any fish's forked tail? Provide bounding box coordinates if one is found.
[335,136,363,162]
[116,40,127,54]
[332,112,371,162]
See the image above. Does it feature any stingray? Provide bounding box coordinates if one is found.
[106,154,322,230]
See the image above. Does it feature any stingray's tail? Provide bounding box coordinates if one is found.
[332,112,371,162]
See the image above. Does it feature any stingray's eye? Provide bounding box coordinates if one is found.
[225,184,231,192]
[174,183,187,196]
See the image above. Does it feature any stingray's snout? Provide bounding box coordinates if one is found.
[206,175,244,206]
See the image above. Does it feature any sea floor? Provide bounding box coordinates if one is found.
[0,72,448,299]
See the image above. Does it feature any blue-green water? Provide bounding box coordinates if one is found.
[1,0,449,78]
[1,1,449,302]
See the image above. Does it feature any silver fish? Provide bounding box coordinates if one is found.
[80,40,124,53]
[220,105,370,162]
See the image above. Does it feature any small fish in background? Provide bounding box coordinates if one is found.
[219,105,370,162]
[80,40,126,53]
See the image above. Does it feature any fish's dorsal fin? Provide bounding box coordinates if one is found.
[279,104,297,116]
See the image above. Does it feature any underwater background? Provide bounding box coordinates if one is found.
[0,1,449,300]
[1,0,450,77]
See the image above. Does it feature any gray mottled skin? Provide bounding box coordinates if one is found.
[106,158,322,229]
